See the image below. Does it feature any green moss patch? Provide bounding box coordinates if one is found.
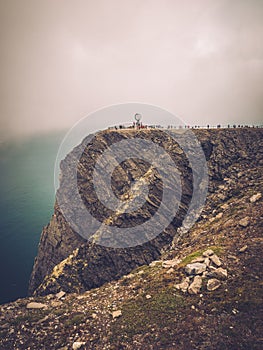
[179,246,223,267]
[110,287,186,343]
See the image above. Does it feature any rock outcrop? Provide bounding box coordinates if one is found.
[29,128,263,297]
[175,249,227,294]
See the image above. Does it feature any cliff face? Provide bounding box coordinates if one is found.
[29,128,263,296]
[1,128,262,350]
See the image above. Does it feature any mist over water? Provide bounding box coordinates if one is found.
[0,132,64,304]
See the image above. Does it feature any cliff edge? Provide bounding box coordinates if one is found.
[0,128,262,349]
[29,129,262,297]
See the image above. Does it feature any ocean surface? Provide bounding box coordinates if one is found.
[0,132,65,304]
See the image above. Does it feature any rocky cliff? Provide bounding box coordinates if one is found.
[28,128,196,295]
[0,128,262,349]
[29,129,262,297]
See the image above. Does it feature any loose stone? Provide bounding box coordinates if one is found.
[185,263,207,275]
[207,279,221,291]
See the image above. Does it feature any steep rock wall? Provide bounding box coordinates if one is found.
[29,128,263,295]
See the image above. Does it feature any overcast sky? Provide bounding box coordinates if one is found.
[1,0,263,140]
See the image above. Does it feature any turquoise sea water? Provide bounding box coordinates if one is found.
[0,132,64,304]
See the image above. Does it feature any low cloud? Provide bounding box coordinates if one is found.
[0,0,262,140]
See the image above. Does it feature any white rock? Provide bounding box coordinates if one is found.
[239,217,250,227]
[72,342,86,350]
[175,277,189,293]
[209,267,228,280]
[232,308,239,315]
[56,291,66,299]
[112,310,122,318]
[250,193,262,203]
[185,263,207,275]
[204,257,210,266]
[207,278,221,291]
[188,276,202,295]
[209,254,222,267]
[239,245,248,253]
[215,212,223,219]
[146,294,152,299]
[202,249,214,257]
[162,258,181,268]
[26,302,47,309]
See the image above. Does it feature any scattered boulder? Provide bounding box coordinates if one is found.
[56,291,66,299]
[185,263,207,275]
[162,258,181,268]
[207,279,221,291]
[239,245,248,253]
[239,217,250,227]
[204,258,210,266]
[208,268,227,280]
[26,302,47,309]
[227,254,239,261]
[177,250,227,295]
[112,310,122,319]
[209,254,222,267]
[202,249,214,257]
[188,276,202,295]
[215,212,223,219]
[72,342,86,350]
[175,277,190,293]
[249,192,261,203]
